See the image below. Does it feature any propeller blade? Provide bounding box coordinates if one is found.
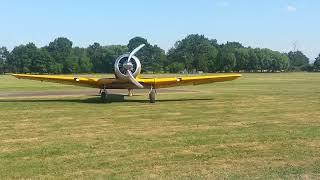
[127,44,145,63]
[126,70,144,88]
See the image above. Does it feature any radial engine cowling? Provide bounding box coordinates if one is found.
[113,44,145,88]
[114,54,141,80]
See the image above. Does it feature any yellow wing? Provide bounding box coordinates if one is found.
[12,74,241,89]
[12,74,134,89]
[138,74,241,88]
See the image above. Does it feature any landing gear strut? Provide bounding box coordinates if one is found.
[149,88,156,103]
[128,89,133,97]
[100,85,108,102]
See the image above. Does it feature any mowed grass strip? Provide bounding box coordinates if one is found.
[0,73,319,179]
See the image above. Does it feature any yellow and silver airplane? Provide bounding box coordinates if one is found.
[13,44,241,103]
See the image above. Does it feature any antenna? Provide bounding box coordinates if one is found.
[292,41,299,51]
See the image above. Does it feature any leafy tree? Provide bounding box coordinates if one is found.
[7,43,54,73]
[46,37,73,73]
[246,48,258,72]
[7,43,38,73]
[87,43,104,73]
[63,53,79,73]
[218,47,236,72]
[48,63,63,74]
[88,43,127,73]
[269,51,288,72]
[314,54,320,72]
[128,37,166,73]
[127,37,148,52]
[0,35,303,74]
[224,41,244,49]
[77,53,92,73]
[104,45,128,73]
[168,62,185,73]
[288,51,309,71]
[63,47,93,73]
[30,48,53,73]
[47,37,73,63]
[0,47,9,74]
[167,34,218,73]
[234,48,249,72]
[127,37,153,72]
[148,45,166,73]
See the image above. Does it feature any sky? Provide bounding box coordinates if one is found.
[0,0,319,61]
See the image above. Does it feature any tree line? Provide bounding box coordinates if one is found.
[0,34,319,74]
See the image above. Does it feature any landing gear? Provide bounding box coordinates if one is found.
[128,89,133,97]
[101,91,107,101]
[100,85,108,102]
[149,88,156,103]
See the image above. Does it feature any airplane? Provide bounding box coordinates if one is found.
[12,44,241,103]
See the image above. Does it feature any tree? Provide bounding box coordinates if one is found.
[0,35,306,74]
[218,47,236,72]
[127,37,148,52]
[246,48,258,72]
[46,37,73,73]
[88,43,127,73]
[0,47,9,74]
[128,37,166,73]
[77,53,92,73]
[47,37,73,62]
[234,48,249,72]
[288,51,309,71]
[7,43,54,74]
[167,34,218,73]
[6,43,38,73]
[63,53,79,73]
[62,47,92,73]
[168,62,185,73]
[30,48,53,73]
[104,45,128,73]
[148,45,166,73]
[224,41,244,49]
[314,54,320,72]
[87,43,104,73]
[127,37,153,72]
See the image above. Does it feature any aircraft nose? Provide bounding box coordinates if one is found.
[123,62,133,70]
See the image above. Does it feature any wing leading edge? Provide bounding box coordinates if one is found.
[12,74,103,88]
[12,74,138,89]
[138,74,241,89]
[12,74,241,89]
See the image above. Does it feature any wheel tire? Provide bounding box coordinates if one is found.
[149,90,156,103]
[101,92,107,102]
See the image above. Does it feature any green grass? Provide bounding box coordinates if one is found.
[0,73,320,179]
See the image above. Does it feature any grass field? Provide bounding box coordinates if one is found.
[0,73,320,179]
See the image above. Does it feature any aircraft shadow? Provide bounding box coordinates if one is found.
[0,94,213,104]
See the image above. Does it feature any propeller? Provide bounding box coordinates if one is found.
[127,69,143,88]
[128,44,145,65]
[123,44,145,88]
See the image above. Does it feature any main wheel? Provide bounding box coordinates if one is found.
[101,91,107,102]
[149,90,156,103]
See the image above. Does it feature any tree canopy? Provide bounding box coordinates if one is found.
[0,47,9,74]
[1,34,316,74]
[314,54,320,72]
[287,51,310,71]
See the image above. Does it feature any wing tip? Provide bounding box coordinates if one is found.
[12,74,20,78]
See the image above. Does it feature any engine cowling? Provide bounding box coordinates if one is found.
[114,53,141,80]
[113,44,145,88]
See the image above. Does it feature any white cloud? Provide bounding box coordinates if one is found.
[287,5,297,12]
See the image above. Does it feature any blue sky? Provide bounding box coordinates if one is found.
[1,0,319,60]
